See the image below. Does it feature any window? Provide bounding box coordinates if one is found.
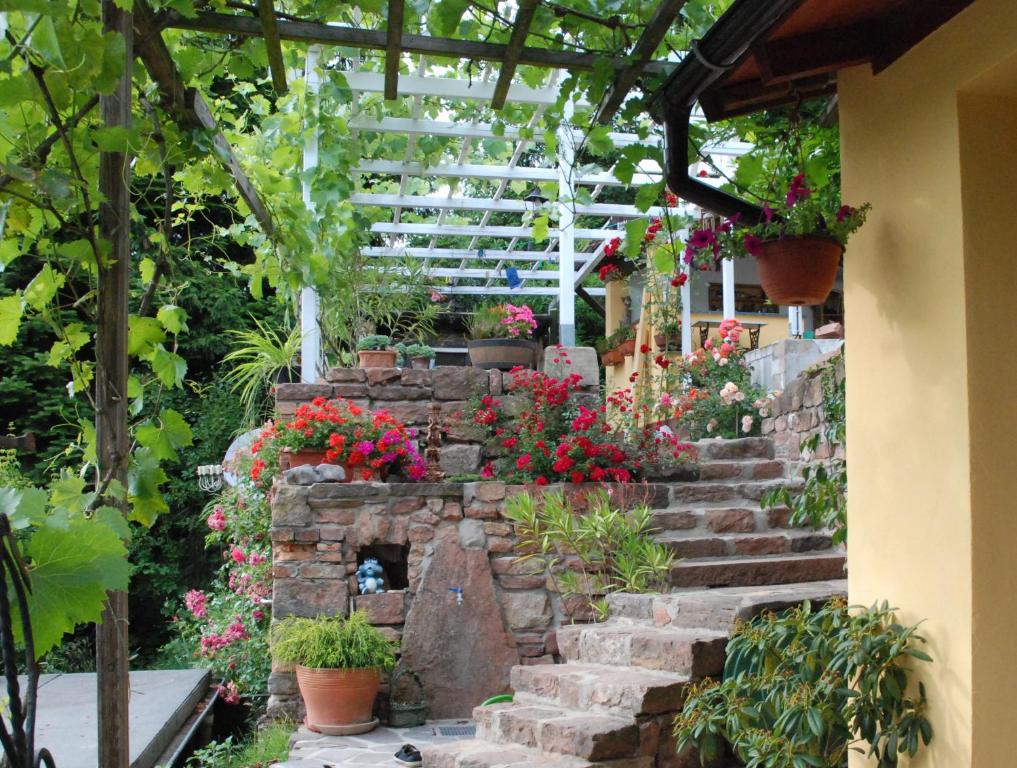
[707,283,781,314]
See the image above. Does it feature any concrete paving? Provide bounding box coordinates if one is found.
[276,720,476,767]
[26,668,210,768]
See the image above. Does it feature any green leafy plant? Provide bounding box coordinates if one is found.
[605,324,636,350]
[186,722,292,768]
[466,303,537,340]
[222,318,301,429]
[356,334,392,351]
[404,343,436,360]
[271,612,397,671]
[675,599,933,768]
[504,489,675,621]
[762,360,846,545]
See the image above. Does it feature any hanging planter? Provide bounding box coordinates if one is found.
[754,236,844,306]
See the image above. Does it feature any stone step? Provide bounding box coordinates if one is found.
[511,663,690,717]
[656,530,834,559]
[668,479,802,506]
[651,506,804,534]
[421,737,654,768]
[475,702,640,762]
[555,624,727,677]
[606,580,848,632]
[669,551,846,589]
[697,458,785,481]
[692,437,774,461]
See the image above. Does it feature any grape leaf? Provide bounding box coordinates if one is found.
[135,408,193,461]
[127,315,165,356]
[156,304,188,335]
[532,215,549,244]
[22,518,130,657]
[148,345,187,388]
[0,487,48,530]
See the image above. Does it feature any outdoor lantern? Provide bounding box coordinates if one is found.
[523,186,549,212]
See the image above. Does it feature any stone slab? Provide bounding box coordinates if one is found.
[23,668,210,768]
[400,541,519,718]
[278,720,476,767]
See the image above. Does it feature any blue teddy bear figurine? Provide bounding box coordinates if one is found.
[356,558,387,594]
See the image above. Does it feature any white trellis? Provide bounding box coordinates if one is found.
[298,47,749,380]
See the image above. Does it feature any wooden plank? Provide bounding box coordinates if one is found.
[256,0,288,93]
[491,0,538,110]
[384,0,404,100]
[134,0,275,237]
[0,434,35,451]
[163,12,675,75]
[595,0,686,124]
[96,0,132,766]
[757,21,876,84]
[874,0,975,73]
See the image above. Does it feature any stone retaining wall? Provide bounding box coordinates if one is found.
[274,361,599,477]
[266,477,664,723]
[760,352,845,468]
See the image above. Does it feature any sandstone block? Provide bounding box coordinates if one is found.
[355,590,407,625]
[273,542,316,562]
[707,508,756,533]
[464,481,506,503]
[401,369,432,386]
[325,368,367,383]
[432,367,488,400]
[275,383,331,401]
[273,577,348,619]
[408,525,435,543]
[542,346,599,387]
[366,368,401,386]
[439,444,482,476]
[457,518,487,549]
[371,385,430,400]
[272,484,311,526]
[332,383,369,399]
[500,591,552,630]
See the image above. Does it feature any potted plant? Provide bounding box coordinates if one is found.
[682,175,869,306]
[249,397,428,484]
[466,303,538,370]
[357,335,397,368]
[654,320,682,351]
[600,325,636,367]
[404,343,436,370]
[271,612,396,735]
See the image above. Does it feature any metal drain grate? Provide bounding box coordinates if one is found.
[437,725,477,737]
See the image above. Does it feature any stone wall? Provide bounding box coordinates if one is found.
[274,357,600,478]
[266,477,659,723]
[760,352,845,468]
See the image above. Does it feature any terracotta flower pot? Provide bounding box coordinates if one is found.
[410,356,431,370]
[358,350,398,369]
[296,666,380,734]
[467,338,535,370]
[754,236,844,306]
[655,333,681,351]
[342,462,378,483]
[285,449,329,468]
[600,348,621,366]
[617,338,636,357]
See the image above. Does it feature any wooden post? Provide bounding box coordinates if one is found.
[96,0,132,765]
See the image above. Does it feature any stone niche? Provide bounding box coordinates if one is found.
[267,479,564,723]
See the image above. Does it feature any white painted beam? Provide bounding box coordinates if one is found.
[435,286,606,296]
[363,247,592,262]
[355,160,662,186]
[341,72,586,107]
[300,46,323,384]
[348,116,661,148]
[369,222,621,239]
[352,193,668,218]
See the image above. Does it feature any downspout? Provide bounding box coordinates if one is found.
[647,0,806,223]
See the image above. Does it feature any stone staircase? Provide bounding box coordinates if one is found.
[658,437,844,589]
[423,437,847,768]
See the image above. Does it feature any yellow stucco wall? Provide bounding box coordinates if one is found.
[839,1,1017,764]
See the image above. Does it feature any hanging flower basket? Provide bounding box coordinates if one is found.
[754,236,844,307]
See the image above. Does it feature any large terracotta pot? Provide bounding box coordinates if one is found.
[467,338,535,370]
[617,338,636,357]
[754,236,844,306]
[285,449,329,469]
[358,350,398,368]
[409,356,431,370]
[600,348,622,366]
[296,666,380,734]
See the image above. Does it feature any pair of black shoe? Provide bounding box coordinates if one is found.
[394,744,422,766]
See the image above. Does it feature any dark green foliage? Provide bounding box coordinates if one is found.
[675,600,933,768]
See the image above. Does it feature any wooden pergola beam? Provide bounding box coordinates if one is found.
[162,12,675,75]
[595,0,686,124]
[491,0,538,110]
[134,0,275,236]
[384,0,404,100]
[256,0,288,93]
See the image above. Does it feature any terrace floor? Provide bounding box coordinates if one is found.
[274,720,477,767]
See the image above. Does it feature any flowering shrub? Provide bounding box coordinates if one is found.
[471,353,693,483]
[250,397,426,484]
[168,461,272,703]
[467,303,538,339]
[682,174,870,271]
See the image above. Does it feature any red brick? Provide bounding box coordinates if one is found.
[294,528,320,542]
[317,508,355,525]
[319,526,347,541]
[274,543,316,561]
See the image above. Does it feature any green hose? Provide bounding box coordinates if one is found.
[480,694,514,706]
